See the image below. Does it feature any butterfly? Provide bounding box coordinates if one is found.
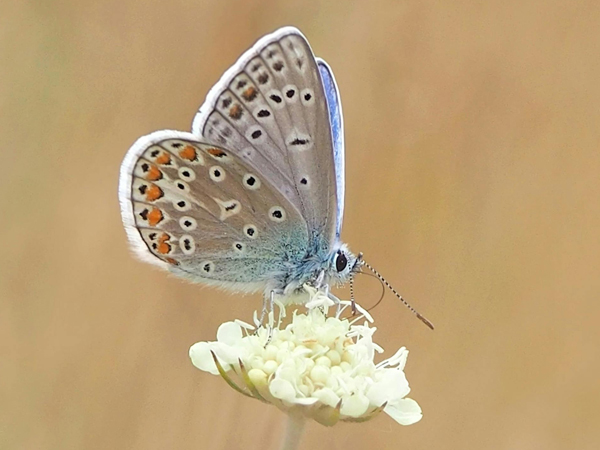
[118,27,433,328]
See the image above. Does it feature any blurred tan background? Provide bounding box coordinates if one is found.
[2,0,599,449]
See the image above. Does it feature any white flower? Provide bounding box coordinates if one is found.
[189,286,423,426]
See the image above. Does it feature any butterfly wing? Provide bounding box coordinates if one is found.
[317,58,345,239]
[118,130,308,293]
[192,27,343,254]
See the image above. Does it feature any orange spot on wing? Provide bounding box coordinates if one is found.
[179,145,197,161]
[207,148,227,158]
[165,257,179,265]
[147,208,164,226]
[155,152,171,165]
[242,86,258,102]
[156,233,172,254]
[229,104,242,119]
[145,184,164,202]
[146,165,163,181]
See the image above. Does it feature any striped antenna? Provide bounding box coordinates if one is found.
[349,274,357,314]
[363,261,435,330]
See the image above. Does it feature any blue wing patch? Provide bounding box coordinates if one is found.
[317,59,345,238]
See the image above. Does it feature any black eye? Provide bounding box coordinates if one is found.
[335,251,348,272]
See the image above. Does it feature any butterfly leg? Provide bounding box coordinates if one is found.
[314,269,326,289]
[313,269,342,315]
[258,290,278,346]
[327,291,343,316]
[257,296,269,328]
[257,290,281,326]
[269,289,276,314]
[256,290,284,345]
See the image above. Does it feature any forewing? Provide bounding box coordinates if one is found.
[317,58,345,238]
[192,27,341,252]
[118,130,309,292]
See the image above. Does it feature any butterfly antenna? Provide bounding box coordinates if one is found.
[363,271,386,312]
[349,274,357,315]
[363,261,435,330]
[353,252,385,312]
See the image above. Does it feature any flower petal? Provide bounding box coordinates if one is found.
[313,387,341,408]
[340,393,370,417]
[378,346,408,370]
[247,368,268,388]
[189,342,221,375]
[216,321,243,345]
[292,397,319,405]
[269,378,297,402]
[305,294,335,309]
[385,398,423,425]
[367,369,410,405]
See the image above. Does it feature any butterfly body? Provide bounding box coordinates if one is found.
[119,27,361,303]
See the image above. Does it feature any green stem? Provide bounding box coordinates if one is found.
[280,413,306,450]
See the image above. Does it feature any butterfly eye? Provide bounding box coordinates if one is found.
[335,251,348,272]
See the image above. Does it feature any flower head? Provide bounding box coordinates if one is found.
[189,286,422,426]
